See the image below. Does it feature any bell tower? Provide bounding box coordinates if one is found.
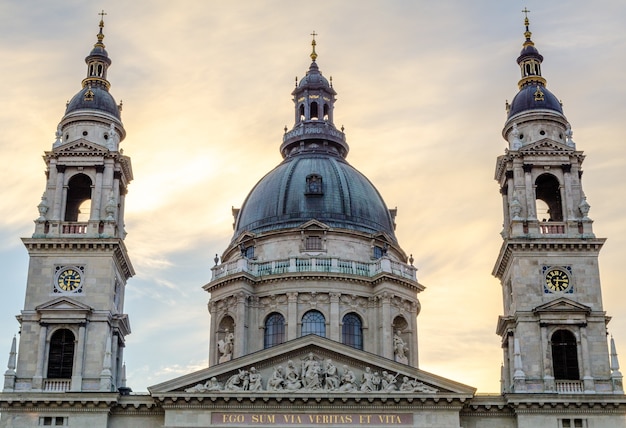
[4,14,133,394]
[493,14,622,394]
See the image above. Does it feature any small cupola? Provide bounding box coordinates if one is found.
[281,33,348,159]
[82,11,112,90]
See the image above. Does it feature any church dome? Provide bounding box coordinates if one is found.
[65,86,121,119]
[234,152,397,242]
[507,84,562,118]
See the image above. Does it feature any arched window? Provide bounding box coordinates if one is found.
[551,330,579,380]
[47,329,75,379]
[535,173,563,221]
[301,310,325,337]
[323,104,329,121]
[310,102,319,120]
[264,312,286,349]
[299,104,305,121]
[65,174,92,222]
[342,313,363,349]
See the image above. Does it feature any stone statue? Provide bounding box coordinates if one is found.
[218,330,234,363]
[381,371,398,391]
[399,376,438,393]
[185,377,222,393]
[511,123,522,150]
[224,370,247,391]
[37,194,49,221]
[393,331,409,364]
[105,193,116,221]
[284,360,302,390]
[565,123,575,148]
[302,352,322,390]
[324,359,340,391]
[248,367,263,391]
[360,367,375,392]
[267,366,285,391]
[339,365,357,392]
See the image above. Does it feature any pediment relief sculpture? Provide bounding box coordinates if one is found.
[183,351,438,394]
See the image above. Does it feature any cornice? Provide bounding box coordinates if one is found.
[493,238,605,279]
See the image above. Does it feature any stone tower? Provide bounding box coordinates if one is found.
[3,16,133,395]
[493,15,623,395]
[205,36,422,368]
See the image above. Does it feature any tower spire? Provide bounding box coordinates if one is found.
[310,31,318,62]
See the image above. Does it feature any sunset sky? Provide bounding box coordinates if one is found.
[1,1,625,393]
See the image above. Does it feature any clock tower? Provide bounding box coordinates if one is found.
[4,16,133,394]
[493,16,622,394]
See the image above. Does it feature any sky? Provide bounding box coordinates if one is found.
[1,1,625,394]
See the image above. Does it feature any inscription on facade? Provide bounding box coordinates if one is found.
[212,412,413,426]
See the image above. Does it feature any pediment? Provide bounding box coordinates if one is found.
[299,219,330,231]
[534,297,591,314]
[54,138,109,155]
[36,297,93,312]
[36,297,93,322]
[148,335,475,396]
[234,231,256,245]
[519,138,574,153]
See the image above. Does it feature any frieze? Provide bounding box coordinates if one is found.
[184,352,438,395]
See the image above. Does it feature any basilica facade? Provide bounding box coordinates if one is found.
[1,14,625,428]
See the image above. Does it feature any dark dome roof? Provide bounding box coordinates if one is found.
[234,153,397,242]
[508,84,563,118]
[65,86,120,119]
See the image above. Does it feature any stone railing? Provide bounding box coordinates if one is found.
[62,222,88,234]
[211,257,417,282]
[539,222,566,235]
[555,380,583,393]
[43,378,71,392]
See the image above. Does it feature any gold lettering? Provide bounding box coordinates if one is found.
[345,415,353,423]
[360,415,372,424]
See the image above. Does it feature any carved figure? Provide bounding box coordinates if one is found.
[218,330,234,363]
[302,352,322,390]
[284,360,302,390]
[324,359,340,390]
[248,367,263,391]
[381,371,398,391]
[393,331,409,364]
[360,367,375,392]
[339,365,357,392]
[185,377,222,393]
[267,366,285,391]
[372,371,382,391]
[224,370,247,391]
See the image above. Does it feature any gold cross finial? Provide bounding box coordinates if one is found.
[521,7,530,19]
[310,31,318,61]
[96,10,107,43]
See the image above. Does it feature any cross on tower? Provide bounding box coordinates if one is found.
[98,9,107,22]
[310,31,317,41]
[521,7,530,19]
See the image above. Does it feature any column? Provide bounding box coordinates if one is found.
[541,324,554,392]
[71,324,86,391]
[208,302,217,366]
[523,164,536,220]
[287,292,298,340]
[380,292,392,360]
[234,292,248,359]
[579,325,595,392]
[561,165,574,221]
[329,293,340,342]
[91,165,104,221]
[52,165,66,221]
[32,323,48,391]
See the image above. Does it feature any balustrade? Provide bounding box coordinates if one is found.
[211,256,417,282]
[43,378,71,392]
[555,380,583,393]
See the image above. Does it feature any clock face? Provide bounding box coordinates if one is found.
[56,268,82,292]
[545,268,570,292]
